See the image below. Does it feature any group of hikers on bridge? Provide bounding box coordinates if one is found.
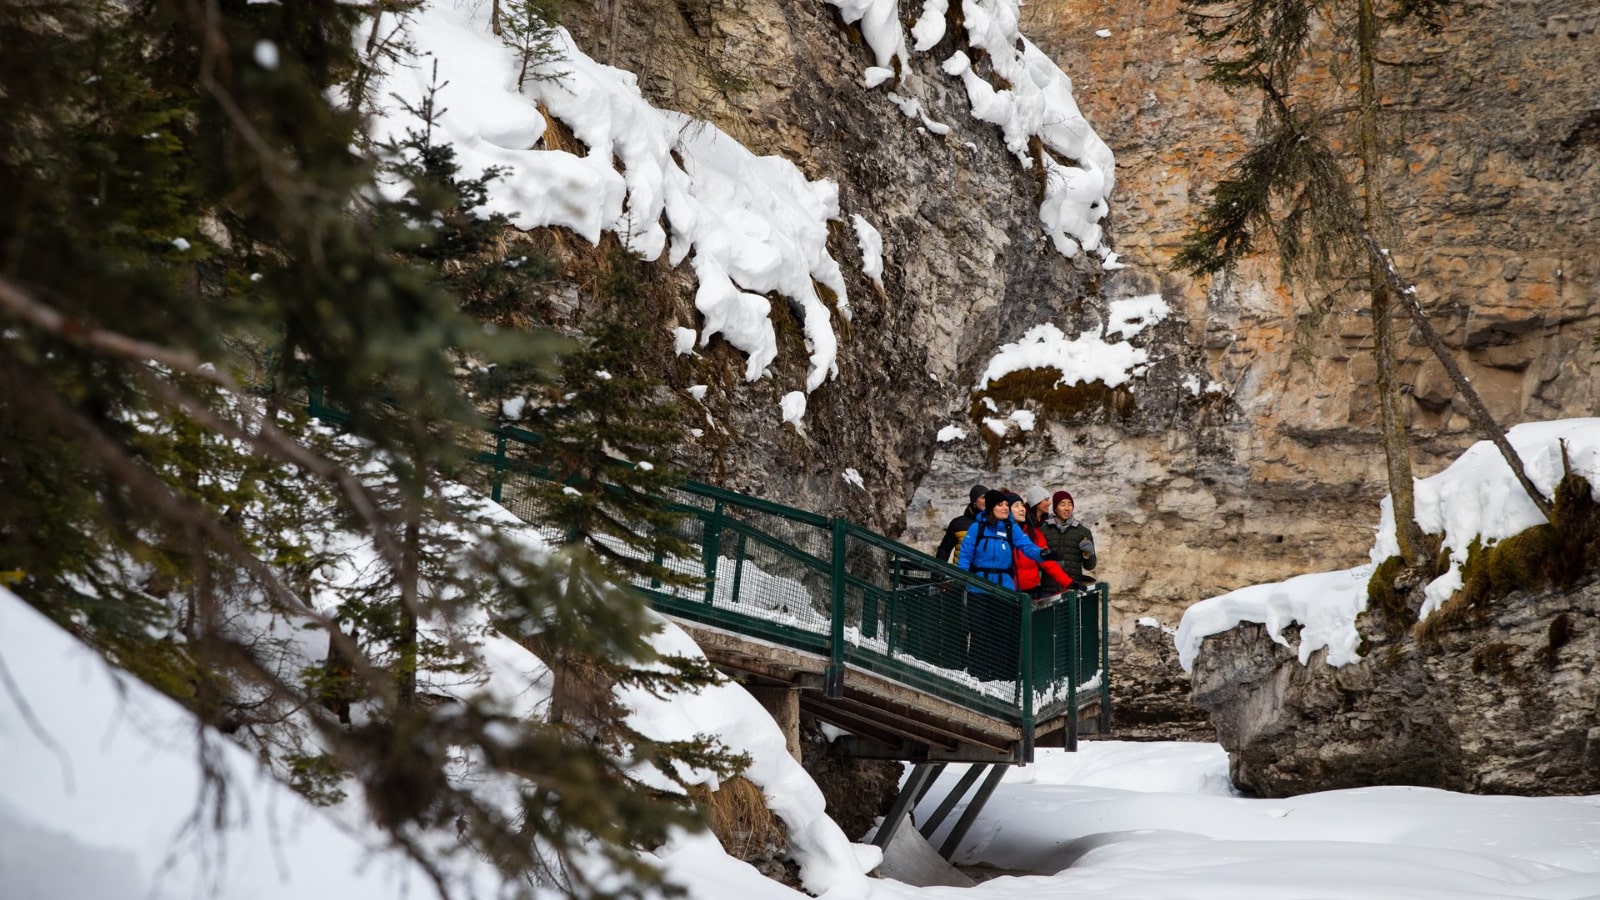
[925,484,1098,683]
[935,485,1096,598]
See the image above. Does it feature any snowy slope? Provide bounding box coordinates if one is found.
[0,584,874,900]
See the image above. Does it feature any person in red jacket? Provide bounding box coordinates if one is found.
[1010,490,1073,598]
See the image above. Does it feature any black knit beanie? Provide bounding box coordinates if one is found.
[981,489,1008,516]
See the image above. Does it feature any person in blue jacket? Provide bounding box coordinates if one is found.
[956,489,1051,681]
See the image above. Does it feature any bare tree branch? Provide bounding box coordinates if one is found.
[1358,232,1555,520]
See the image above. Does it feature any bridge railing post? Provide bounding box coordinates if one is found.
[1067,587,1080,751]
[1099,581,1112,733]
[1019,592,1034,761]
[825,517,846,698]
[490,432,507,503]
[702,501,724,606]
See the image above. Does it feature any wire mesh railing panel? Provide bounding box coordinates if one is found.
[1026,588,1108,717]
[663,485,719,514]
[1076,589,1101,686]
[1029,594,1074,716]
[962,590,1024,700]
[616,517,708,598]
[832,536,1028,705]
[841,533,895,592]
[882,576,970,674]
[488,468,569,548]
[840,581,883,654]
[914,583,1019,702]
[723,504,834,564]
[707,526,831,635]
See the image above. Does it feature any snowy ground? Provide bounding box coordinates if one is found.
[890,744,1600,900]
[9,584,1600,900]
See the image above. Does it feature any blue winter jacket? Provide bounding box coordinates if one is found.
[956,515,1043,591]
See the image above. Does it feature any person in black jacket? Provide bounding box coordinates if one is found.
[934,484,988,563]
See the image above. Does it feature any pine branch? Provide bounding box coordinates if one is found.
[0,274,415,579]
[0,276,210,378]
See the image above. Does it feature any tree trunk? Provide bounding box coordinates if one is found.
[397,511,420,708]
[345,10,388,113]
[1372,285,1431,564]
[1357,0,1429,566]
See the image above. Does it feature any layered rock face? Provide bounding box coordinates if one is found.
[903,0,1600,735]
[1111,620,1215,741]
[1189,578,1600,797]
[557,0,1107,537]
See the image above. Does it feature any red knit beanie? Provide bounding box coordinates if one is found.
[1052,490,1073,505]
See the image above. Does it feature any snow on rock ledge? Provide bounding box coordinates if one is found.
[828,0,1116,259]
[977,295,1169,393]
[1372,418,1600,618]
[1177,418,1600,674]
[365,3,851,403]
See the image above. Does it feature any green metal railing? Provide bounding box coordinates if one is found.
[308,390,1111,752]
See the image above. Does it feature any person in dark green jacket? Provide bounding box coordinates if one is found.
[1041,490,1096,583]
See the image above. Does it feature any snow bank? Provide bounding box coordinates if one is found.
[1,563,875,900]
[1175,565,1373,672]
[1177,419,1600,672]
[909,745,1600,897]
[0,589,469,900]
[621,618,879,897]
[996,742,1237,795]
[1372,418,1600,617]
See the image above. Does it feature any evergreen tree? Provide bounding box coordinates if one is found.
[500,0,566,89]
[0,2,738,897]
[475,244,719,749]
[1174,0,1552,569]
[518,315,699,590]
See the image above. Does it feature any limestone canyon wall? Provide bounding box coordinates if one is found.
[556,0,1109,538]
[548,0,1598,738]
[908,0,1600,648]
